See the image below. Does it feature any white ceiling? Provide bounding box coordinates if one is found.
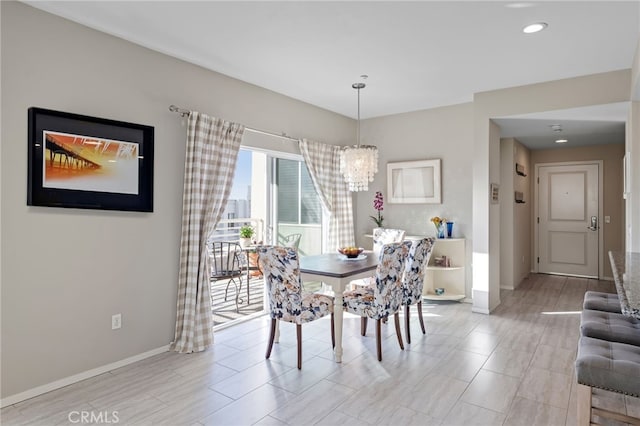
[23,1,640,149]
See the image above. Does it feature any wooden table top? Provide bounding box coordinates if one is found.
[299,251,377,278]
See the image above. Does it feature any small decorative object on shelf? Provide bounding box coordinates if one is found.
[370,191,385,228]
[446,221,454,238]
[434,256,452,267]
[435,287,445,296]
[430,216,448,238]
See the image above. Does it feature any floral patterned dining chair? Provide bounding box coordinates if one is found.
[372,228,406,258]
[256,245,334,369]
[402,237,435,344]
[350,227,406,289]
[343,240,412,361]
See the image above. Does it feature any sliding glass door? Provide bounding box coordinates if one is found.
[273,157,324,256]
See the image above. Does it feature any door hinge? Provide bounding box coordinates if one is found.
[537,177,539,184]
[537,217,539,224]
[537,257,540,263]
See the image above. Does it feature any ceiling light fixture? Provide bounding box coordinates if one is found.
[555,139,568,144]
[550,124,563,132]
[523,22,548,34]
[339,82,378,192]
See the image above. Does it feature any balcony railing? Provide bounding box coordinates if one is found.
[210,218,266,243]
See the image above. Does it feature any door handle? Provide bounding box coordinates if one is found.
[587,216,598,231]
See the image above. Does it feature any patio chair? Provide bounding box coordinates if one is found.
[209,241,246,313]
[343,240,412,361]
[257,245,335,369]
[402,237,435,344]
[283,233,302,250]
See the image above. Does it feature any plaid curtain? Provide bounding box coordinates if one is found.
[170,112,244,353]
[299,138,354,250]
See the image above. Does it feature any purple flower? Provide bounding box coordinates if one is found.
[370,192,384,227]
[373,191,384,211]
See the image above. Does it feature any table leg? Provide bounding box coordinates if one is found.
[333,289,344,363]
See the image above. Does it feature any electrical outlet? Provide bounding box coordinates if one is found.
[111,313,122,330]
[605,216,611,224]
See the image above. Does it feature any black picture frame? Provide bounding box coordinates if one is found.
[28,107,154,212]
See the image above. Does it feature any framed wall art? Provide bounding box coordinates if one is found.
[387,159,441,204]
[28,107,154,212]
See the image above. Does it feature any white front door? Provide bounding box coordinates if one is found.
[538,163,599,277]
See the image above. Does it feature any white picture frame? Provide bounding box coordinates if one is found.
[387,159,441,204]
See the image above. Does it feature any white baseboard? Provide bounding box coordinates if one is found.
[1,345,169,408]
[601,276,614,281]
[471,306,490,314]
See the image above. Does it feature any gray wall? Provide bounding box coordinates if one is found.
[1,2,354,399]
[355,103,475,297]
[500,138,531,290]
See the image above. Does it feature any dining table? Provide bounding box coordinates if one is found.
[299,251,378,362]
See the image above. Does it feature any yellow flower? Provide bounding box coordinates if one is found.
[430,216,448,228]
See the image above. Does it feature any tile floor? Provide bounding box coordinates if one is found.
[2,274,639,425]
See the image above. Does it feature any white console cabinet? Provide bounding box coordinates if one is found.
[423,238,466,301]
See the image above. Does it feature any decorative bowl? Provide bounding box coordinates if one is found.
[435,287,445,296]
[338,247,364,258]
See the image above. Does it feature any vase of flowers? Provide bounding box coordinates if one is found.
[370,191,384,228]
[430,216,447,239]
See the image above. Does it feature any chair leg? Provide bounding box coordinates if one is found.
[376,319,382,361]
[361,317,368,336]
[246,274,250,304]
[266,318,277,359]
[296,324,302,370]
[417,301,426,335]
[405,304,411,344]
[394,312,404,350]
[331,313,335,348]
[233,279,241,312]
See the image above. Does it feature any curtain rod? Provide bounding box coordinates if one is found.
[168,104,300,143]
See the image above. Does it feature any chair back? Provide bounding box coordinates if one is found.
[283,233,302,250]
[372,228,406,259]
[209,241,244,279]
[256,246,303,321]
[402,238,435,305]
[372,240,412,317]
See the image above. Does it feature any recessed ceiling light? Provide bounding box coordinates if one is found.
[555,139,568,144]
[523,22,548,34]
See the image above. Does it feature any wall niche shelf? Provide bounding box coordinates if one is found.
[423,238,466,301]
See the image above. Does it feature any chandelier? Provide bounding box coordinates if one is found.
[339,82,378,192]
